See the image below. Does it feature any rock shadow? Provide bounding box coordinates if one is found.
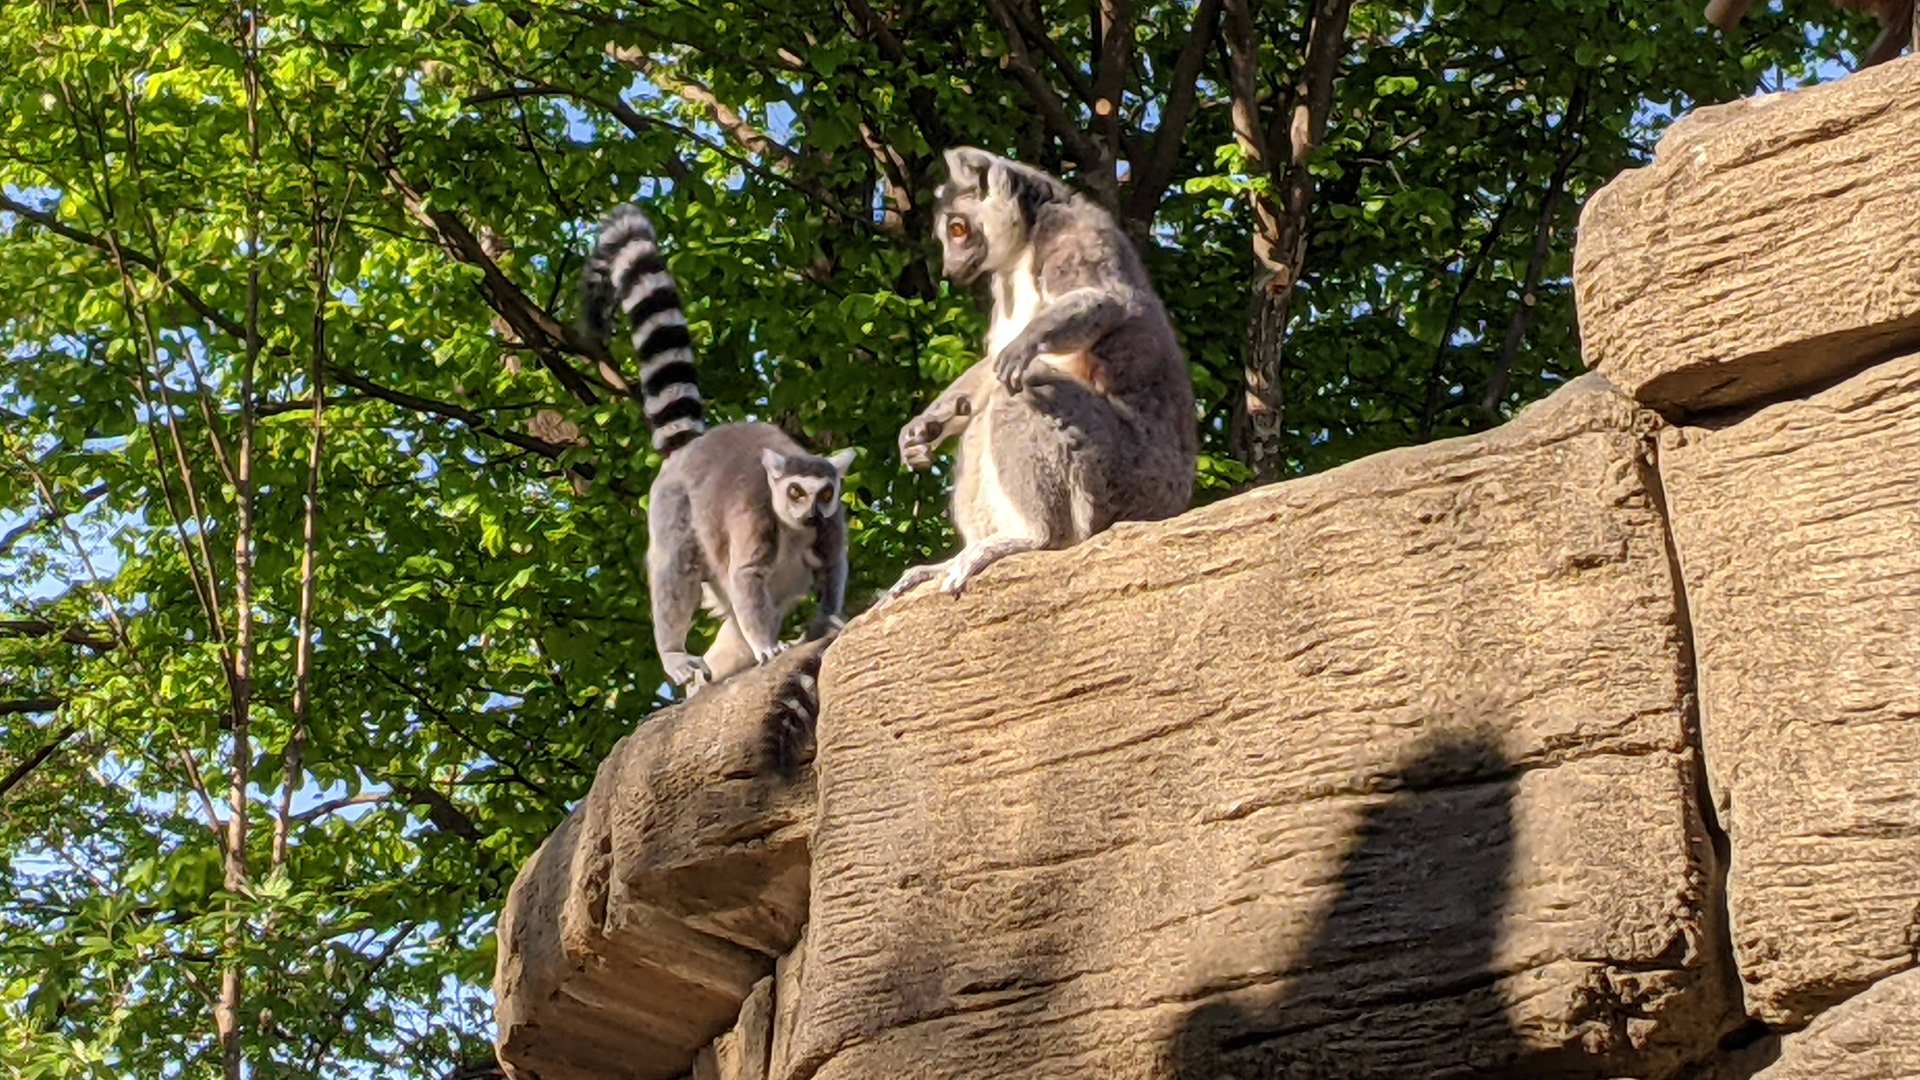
[1165,733,1568,1080]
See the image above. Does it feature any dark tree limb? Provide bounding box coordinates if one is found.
[1419,187,1519,439]
[983,0,1108,179]
[0,620,117,651]
[375,152,610,407]
[841,0,956,150]
[0,192,248,342]
[1483,86,1589,423]
[1125,0,1222,223]
[1,723,75,799]
[324,366,631,496]
[0,482,109,557]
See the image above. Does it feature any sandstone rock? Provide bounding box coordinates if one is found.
[492,644,824,1080]
[767,927,808,1080]
[1752,970,1920,1080]
[1574,56,1920,414]
[694,976,774,1080]
[1658,353,1920,1027]
[791,376,1738,1080]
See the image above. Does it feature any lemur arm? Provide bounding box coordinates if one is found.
[898,357,990,470]
[993,285,1139,392]
[804,515,848,640]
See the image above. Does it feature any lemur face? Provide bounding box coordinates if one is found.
[761,448,855,529]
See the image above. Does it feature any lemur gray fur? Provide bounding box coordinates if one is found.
[886,148,1197,599]
[582,205,855,693]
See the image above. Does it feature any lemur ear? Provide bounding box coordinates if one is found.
[943,147,992,196]
[760,448,788,475]
[826,448,857,476]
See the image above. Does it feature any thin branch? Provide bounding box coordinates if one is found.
[278,166,330,874]
[1420,186,1520,438]
[218,12,263,1076]
[463,85,692,185]
[300,921,419,1077]
[982,0,1105,170]
[1483,85,1588,422]
[375,149,608,407]
[2,718,77,817]
[0,699,63,717]
[0,621,117,651]
[324,365,628,495]
[840,0,955,149]
[0,192,248,342]
[291,790,387,824]
[618,58,800,165]
[0,483,109,558]
[1125,0,1222,222]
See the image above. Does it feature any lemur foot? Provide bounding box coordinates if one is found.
[803,613,847,641]
[663,652,712,696]
[941,542,995,596]
[876,562,946,608]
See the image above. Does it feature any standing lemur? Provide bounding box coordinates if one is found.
[887,148,1197,599]
[581,205,855,694]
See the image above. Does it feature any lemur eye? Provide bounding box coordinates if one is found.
[787,483,805,501]
[817,488,835,505]
[947,218,968,240]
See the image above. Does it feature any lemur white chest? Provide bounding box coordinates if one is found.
[987,250,1046,358]
[988,250,1097,387]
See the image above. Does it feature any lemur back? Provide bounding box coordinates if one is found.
[582,206,854,694]
[886,149,1196,600]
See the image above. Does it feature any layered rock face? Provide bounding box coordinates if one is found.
[495,56,1920,1080]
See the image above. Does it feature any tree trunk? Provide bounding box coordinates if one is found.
[1224,0,1353,484]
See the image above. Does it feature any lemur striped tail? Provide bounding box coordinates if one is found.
[581,205,705,455]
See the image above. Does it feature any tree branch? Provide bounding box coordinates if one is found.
[0,482,109,558]
[1125,0,1222,222]
[1,723,75,799]
[840,0,956,149]
[375,151,610,407]
[0,192,248,342]
[463,85,693,185]
[0,620,117,651]
[324,366,630,496]
[982,0,1106,172]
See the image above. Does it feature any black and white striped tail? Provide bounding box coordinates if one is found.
[581,205,705,455]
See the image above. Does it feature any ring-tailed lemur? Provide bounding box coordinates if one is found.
[582,205,855,694]
[886,148,1197,599]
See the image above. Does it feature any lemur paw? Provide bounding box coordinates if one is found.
[662,652,711,692]
[752,640,789,666]
[994,342,1039,393]
[898,417,943,471]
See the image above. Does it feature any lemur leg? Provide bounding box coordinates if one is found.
[937,398,1065,597]
[727,563,786,665]
[699,615,756,688]
[647,483,710,690]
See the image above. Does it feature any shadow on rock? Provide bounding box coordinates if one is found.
[1165,733,1573,1080]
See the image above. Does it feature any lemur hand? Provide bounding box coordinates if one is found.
[994,339,1041,393]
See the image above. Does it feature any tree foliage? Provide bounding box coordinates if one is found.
[0,0,1876,1076]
